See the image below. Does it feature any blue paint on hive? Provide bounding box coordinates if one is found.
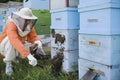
[78,2,120,35]
[23,0,49,10]
[50,8,79,29]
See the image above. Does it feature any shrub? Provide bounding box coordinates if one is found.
[0,0,8,3]
[10,0,23,2]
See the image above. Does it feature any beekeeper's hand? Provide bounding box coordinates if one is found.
[34,40,42,48]
[34,40,46,56]
[27,54,37,66]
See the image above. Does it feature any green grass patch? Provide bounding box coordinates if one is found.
[0,48,78,80]
[32,10,51,35]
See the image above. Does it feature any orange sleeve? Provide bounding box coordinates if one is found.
[6,22,29,58]
[0,54,4,58]
[27,27,42,43]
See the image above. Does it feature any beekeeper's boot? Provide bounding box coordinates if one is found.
[5,63,13,76]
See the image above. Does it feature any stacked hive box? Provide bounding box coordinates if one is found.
[0,8,19,34]
[0,1,22,34]
[0,14,3,33]
[50,0,79,72]
[23,0,49,10]
[0,8,7,34]
[78,0,120,80]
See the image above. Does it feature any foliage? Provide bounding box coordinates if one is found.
[0,0,8,3]
[10,0,23,2]
[0,49,78,80]
[32,10,51,35]
[0,0,23,2]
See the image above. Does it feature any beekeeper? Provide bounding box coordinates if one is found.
[0,8,43,75]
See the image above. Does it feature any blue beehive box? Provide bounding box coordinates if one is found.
[6,8,19,17]
[23,0,49,10]
[0,14,2,20]
[0,14,3,33]
[0,24,3,34]
[50,8,79,29]
[78,0,120,8]
[79,34,120,65]
[0,25,3,33]
[78,2,120,35]
[78,58,120,80]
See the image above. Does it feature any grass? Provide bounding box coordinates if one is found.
[32,10,51,35]
[0,48,78,80]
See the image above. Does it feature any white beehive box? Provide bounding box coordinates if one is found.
[78,3,120,35]
[63,50,78,72]
[78,0,120,8]
[51,46,57,59]
[50,8,79,29]
[50,0,79,10]
[23,0,31,8]
[78,58,120,80]
[51,29,79,53]
[51,29,79,72]
[51,47,78,72]
[79,33,120,65]
[51,29,79,57]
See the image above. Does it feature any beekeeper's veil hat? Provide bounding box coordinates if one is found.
[11,8,38,32]
[13,7,37,20]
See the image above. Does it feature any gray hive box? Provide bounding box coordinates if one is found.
[50,0,79,10]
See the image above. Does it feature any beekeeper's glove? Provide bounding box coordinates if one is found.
[5,63,13,76]
[27,54,37,66]
[34,40,46,56]
[34,40,42,48]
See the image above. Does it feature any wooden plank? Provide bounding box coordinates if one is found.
[80,70,97,80]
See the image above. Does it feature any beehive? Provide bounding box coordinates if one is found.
[78,3,120,34]
[78,0,120,8]
[50,0,79,10]
[51,29,79,72]
[63,50,78,72]
[78,58,120,80]
[23,0,49,10]
[50,8,79,29]
[79,33,120,66]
